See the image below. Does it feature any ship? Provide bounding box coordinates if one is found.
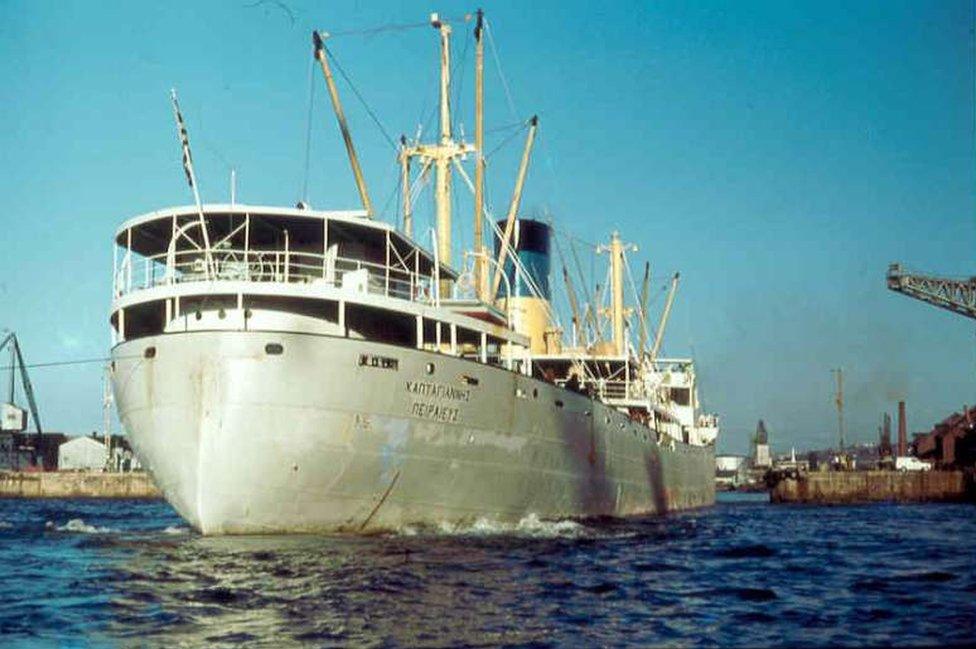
[109,11,718,534]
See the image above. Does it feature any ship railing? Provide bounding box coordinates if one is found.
[597,379,646,401]
[553,378,646,402]
[697,413,719,428]
[114,247,431,304]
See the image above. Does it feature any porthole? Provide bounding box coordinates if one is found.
[195,311,202,321]
[265,343,284,355]
[143,346,156,359]
[425,362,435,375]
[244,309,252,319]
[218,308,226,319]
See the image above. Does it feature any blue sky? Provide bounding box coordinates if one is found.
[1,0,973,454]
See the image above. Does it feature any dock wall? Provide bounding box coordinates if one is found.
[770,470,974,505]
[0,471,162,499]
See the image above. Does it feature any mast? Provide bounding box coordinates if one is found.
[313,30,374,217]
[433,15,453,297]
[610,233,625,355]
[596,232,635,356]
[401,14,474,298]
[473,8,487,301]
[399,135,412,237]
[833,368,846,452]
[169,90,214,278]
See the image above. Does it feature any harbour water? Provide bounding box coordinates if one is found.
[1,493,974,647]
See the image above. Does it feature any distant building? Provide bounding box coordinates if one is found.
[753,420,772,469]
[58,436,107,471]
[773,447,809,472]
[806,442,881,471]
[106,435,141,472]
[914,405,976,469]
[715,454,750,489]
[0,432,68,471]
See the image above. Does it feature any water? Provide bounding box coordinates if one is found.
[1,493,974,647]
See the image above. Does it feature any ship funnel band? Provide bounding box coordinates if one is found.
[494,218,550,300]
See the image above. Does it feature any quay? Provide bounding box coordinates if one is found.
[770,470,975,505]
[0,471,162,499]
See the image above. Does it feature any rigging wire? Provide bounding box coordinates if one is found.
[0,356,136,372]
[622,249,646,350]
[377,156,404,220]
[323,15,470,39]
[451,27,472,137]
[485,118,528,159]
[300,52,316,203]
[486,120,526,135]
[484,19,519,122]
[567,234,597,320]
[323,45,398,151]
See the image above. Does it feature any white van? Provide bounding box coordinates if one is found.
[895,456,932,472]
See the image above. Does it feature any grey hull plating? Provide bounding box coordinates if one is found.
[112,331,714,534]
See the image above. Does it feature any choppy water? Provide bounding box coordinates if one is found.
[1,493,974,647]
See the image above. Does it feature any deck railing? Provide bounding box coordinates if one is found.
[114,248,431,304]
[554,377,646,402]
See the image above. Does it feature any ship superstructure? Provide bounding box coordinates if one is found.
[109,12,718,534]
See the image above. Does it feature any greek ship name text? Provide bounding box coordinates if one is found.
[410,402,459,423]
[405,381,471,402]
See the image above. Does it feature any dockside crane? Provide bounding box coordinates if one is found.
[0,332,43,466]
[886,263,976,320]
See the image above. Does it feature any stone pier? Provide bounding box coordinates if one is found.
[770,470,974,505]
[0,471,162,499]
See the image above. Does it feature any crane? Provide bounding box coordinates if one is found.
[649,273,680,361]
[1,332,43,467]
[886,263,976,319]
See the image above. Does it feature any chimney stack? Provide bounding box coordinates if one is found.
[897,400,908,457]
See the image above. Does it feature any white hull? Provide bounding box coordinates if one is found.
[112,330,714,534]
